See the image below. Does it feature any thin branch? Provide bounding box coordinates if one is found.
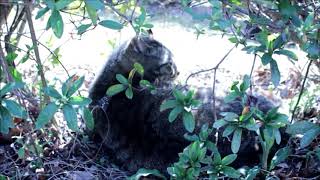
[249,54,257,93]
[24,0,49,105]
[0,41,13,82]
[291,60,313,122]
[185,45,236,85]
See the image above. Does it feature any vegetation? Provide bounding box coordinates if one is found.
[0,0,319,179]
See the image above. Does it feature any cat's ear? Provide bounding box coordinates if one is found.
[130,36,151,53]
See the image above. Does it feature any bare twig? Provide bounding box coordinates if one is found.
[24,0,49,105]
[249,54,257,93]
[291,60,313,122]
[0,41,13,82]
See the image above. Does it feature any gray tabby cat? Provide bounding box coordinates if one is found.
[88,35,276,174]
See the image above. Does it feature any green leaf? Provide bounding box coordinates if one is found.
[168,106,183,123]
[68,96,92,106]
[173,89,185,102]
[50,10,64,38]
[36,7,50,19]
[221,112,238,122]
[84,0,104,10]
[261,53,273,65]
[134,63,144,76]
[231,128,242,153]
[44,86,62,99]
[0,106,13,134]
[116,74,129,84]
[35,102,58,129]
[270,59,280,87]
[99,20,123,30]
[2,99,27,119]
[66,76,85,97]
[240,75,250,92]
[160,100,178,111]
[55,0,72,10]
[0,82,24,97]
[82,107,94,130]
[300,127,320,148]
[77,24,92,35]
[274,50,298,61]
[222,125,236,137]
[136,7,146,25]
[182,111,195,133]
[129,168,165,180]
[125,87,133,99]
[85,4,98,24]
[274,128,281,144]
[224,92,239,103]
[245,166,260,180]
[213,119,227,129]
[221,166,241,178]
[17,147,25,159]
[106,84,126,97]
[62,104,78,131]
[221,154,237,166]
[286,121,318,135]
[269,147,291,170]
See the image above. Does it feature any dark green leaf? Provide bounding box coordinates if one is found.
[168,106,183,123]
[182,111,195,133]
[270,59,280,87]
[125,87,133,99]
[245,166,260,180]
[50,10,64,38]
[275,128,281,144]
[62,104,78,131]
[134,63,144,76]
[116,74,128,85]
[0,106,13,134]
[221,112,238,122]
[221,154,237,166]
[274,49,298,61]
[82,107,94,130]
[300,127,320,148]
[36,7,50,19]
[68,96,92,106]
[77,24,92,35]
[85,4,98,24]
[0,82,24,97]
[160,100,177,111]
[129,168,165,180]
[2,99,27,119]
[66,76,85,97]
[36,102,58,129]
[173,89,184,102]
[261,53,273,65]
[18,147,25,159]
[223,125,236,137]
[55,0,72,10]
[224,92,239,103]
[213,119,227,129]
[286,121,318,135]
[84,0,104,10]
[269,147,291,170]
[221,166,241,178]
[99,20,123,30]
[106,84,126,97]
[240,75,250,92]
[44,86,62,99]
[231,128,242,153]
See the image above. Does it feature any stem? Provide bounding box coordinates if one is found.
[258,132,269,170]
[290,60,313,122]
[24,0,49,106]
